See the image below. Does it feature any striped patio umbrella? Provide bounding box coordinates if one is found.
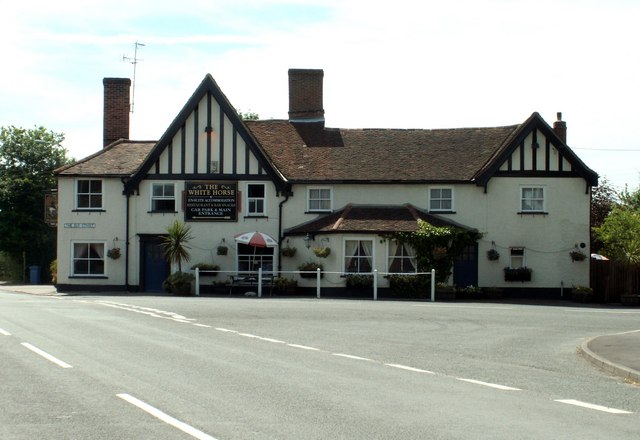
[234,231,278,248]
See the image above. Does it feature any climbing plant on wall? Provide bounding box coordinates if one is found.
[388,220,482,283]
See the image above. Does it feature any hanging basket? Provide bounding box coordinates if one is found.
[107,248,121,259]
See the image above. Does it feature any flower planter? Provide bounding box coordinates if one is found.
[504,267,532,282]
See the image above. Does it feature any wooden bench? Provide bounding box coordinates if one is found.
[228,274,274,296]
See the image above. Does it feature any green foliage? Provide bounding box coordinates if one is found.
[298,261,323,278]
[389,220,482,283]
[49,259,57,284]
[190,263,220,271]
[593,206,640,265]
[237,110,260,120]
[0,251,21,282]
[388,274,429,299]
[345,274,373,289]
[161,220,194,272]
[591,178,619,252]
[273,276,297,292]
[162,271,195,295]
[0,126,71,266]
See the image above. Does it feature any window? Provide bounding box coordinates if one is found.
[521,187,545,212]
[510,247,525,269]
[237,243,274,273]
[247,183,265,216]
[429,187,453,212]
[344,239,373,273]
[72,242,105,276]
[308,187,332,212]
[151,183,175,212]
[76,179,102,209]
[388,241,416,273]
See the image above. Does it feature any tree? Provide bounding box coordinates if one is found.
[160,220,193,273]
[0,126,71,278]
[237,110,259,121]
[590,177,618,253]
[593,205,640,265]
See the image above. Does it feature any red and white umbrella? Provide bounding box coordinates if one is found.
[234,231,278,248]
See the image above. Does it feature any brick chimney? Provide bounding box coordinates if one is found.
[553,112,567,144]
[103,78,131,147]
[288,69,324,124]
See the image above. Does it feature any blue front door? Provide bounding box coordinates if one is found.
[453,244,478,288]
[143,240,169,292]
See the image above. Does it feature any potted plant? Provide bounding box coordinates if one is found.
[571,285,594,302]
[217,245,228,256]
[570,250,587,261]
[107,247,121,259]
[281,246,297,258]
[435,282,456,301]
[312,247,331,258]
[486,249,500,261]
[345,274,374,290]
[191,263,220,276]
[273,277,298,294]
[620,293,640,306]
[162,271,195,295]
[161,220,194,295]
[504,267,532,282]
[298,261,323,278]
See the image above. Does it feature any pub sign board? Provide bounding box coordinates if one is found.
[184,181,237,221]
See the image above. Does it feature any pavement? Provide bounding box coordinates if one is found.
[1,282,639,384]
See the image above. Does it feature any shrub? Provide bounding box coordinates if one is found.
[388,274,429,299]
[345,274,373,290]
[162,271,195,295]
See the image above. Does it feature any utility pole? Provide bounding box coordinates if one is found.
[122,41,145,113]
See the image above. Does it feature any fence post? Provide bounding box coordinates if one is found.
[316,268,321,298]
[195,267,200,296]
[373,269,378,301]
[258,267,263,298]
[431,269,436,302]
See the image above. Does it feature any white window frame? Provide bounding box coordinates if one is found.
[509,247,525,269]
[75,178,103,210]
[150,182,176,212]
[520,186,545,213]
[343,238,375,274]
[307,186,333,212]
[71,241,106,276]
[246,183,266,216]
[387,241,417,273]
[429,187,454,212]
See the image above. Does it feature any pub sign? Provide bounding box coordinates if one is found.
[184,181,237,221]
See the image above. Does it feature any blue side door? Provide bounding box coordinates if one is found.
[143,240,169,293]
[453,244,478,288]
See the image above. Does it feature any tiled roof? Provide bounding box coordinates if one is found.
[284,204,469,236]
[55,140,156,176]
[245,120,520,182]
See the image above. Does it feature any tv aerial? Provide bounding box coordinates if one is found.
[122,41,145,113]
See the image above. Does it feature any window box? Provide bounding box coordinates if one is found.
[504,267,532,282]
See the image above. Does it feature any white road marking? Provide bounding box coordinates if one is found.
[0,327,11,336]
[555,399,632,414]
[21,343,73,369]
[456,378,520,391]
[332,353,374,362]
[258,337,286,344]
[94,301,195,323]
[215,327,238,333]
[287,344,320,351]
[385,363,435,374]
[193,323,211,328]
[117,393,218,440]
[238,332,260,338]
[412,304,513,310]
[563,309,640,315]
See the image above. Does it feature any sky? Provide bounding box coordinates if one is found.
[2,0,639,191]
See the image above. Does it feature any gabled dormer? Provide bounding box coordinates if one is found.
[124,74,288,195]
[474,112,598,191]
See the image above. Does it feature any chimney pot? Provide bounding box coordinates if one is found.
[553,111,567,144]
[288,69,325,124]
[103,78,131,148]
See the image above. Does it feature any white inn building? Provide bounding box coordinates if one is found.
[55,69,598,297]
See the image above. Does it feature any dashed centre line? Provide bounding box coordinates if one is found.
[0,327,11,336]
[385,363,435,374]
[332,353,375,362]
[117,393,218,440]
[555,399,632,414]
[456,378,521,391]
[287,344,321,351]
[21,342,73,369]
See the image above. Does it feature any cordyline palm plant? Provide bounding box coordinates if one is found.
[161,220,194,272]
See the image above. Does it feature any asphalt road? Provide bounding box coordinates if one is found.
[1,291,639,439]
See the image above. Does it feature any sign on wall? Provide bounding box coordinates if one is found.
[184,181,238,221]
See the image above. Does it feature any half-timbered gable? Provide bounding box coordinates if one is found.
[125,74,287,195]
[475,112,598,190]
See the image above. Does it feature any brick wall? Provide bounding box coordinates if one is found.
[103,78,131,147]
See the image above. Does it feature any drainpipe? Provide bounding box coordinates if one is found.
[277,185,292,274]
[121,178,131,291]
